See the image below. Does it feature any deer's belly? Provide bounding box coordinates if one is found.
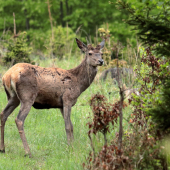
[33,92,63,109]
[32,102,62,109]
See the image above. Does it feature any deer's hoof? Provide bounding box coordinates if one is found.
[0,148,5,153]
[24,153,32,158]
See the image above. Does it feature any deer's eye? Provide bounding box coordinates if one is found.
[89,53,92,56]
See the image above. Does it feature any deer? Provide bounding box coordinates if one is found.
[0,38,105,157]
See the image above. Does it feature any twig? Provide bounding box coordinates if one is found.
[46,0,54,59]
[88,134,95,158]
[13,13,16,36]
[115,41,124,152]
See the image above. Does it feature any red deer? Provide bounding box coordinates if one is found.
[0,38,105,157]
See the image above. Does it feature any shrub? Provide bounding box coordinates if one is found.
[3,32,34,66]
[44,26,76,59]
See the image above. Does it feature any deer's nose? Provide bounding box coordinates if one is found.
[98,59,104,65]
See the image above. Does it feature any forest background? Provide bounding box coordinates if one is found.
[0,0,137,54]
[1,0,170,170]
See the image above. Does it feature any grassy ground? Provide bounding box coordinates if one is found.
[0,56,132,170]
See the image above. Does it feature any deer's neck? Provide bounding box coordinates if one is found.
[69,57,97,93]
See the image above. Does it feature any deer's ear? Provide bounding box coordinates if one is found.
[75,38,88,52]
[99,39,105,50]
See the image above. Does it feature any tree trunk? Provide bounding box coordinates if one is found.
[118,90,123,151]
[24,9,30,30]
[24,9,30,41]
[115,46,124,153]
[65,0,69,15]
[60,1,64,27]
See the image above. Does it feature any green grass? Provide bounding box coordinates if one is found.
[0,57,132,170]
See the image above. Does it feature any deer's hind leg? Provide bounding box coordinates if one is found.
[0,95,20,152]
[15,89,37,157]
[15,101,33,157]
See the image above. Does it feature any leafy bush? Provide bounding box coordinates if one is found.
[44,26,76,59]
[3,32,34,66]
[117,0,170,133]
[83,47,169,169]
[84,66,167,169]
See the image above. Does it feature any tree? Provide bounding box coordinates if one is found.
[3,32,34,66]
[0,0,136,50]
[116,0,170,132]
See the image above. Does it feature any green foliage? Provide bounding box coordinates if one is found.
[117,0,170,57]
[132,47,170,132]
[3,32,34,66]
[44,26,76,59]
[98,27,137,72]
[149,78,170,131]
[98,27,112,65]
[117,0,170,133]
[115,1,170,167]
[124,49,168,169]
[0,0,136,50]
[28,29,47,52]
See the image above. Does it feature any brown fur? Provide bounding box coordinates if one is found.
[0,38,105,157]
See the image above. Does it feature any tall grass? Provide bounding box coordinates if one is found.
[0,57,132,170]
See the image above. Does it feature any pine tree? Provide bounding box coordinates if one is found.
[117,0,170,131]
[3,32,34,66]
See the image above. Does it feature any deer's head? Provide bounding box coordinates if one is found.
[76,38,105,67]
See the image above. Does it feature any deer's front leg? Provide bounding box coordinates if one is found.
[63,106,74,144]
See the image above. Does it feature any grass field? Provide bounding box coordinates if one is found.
[0,56,132,170]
